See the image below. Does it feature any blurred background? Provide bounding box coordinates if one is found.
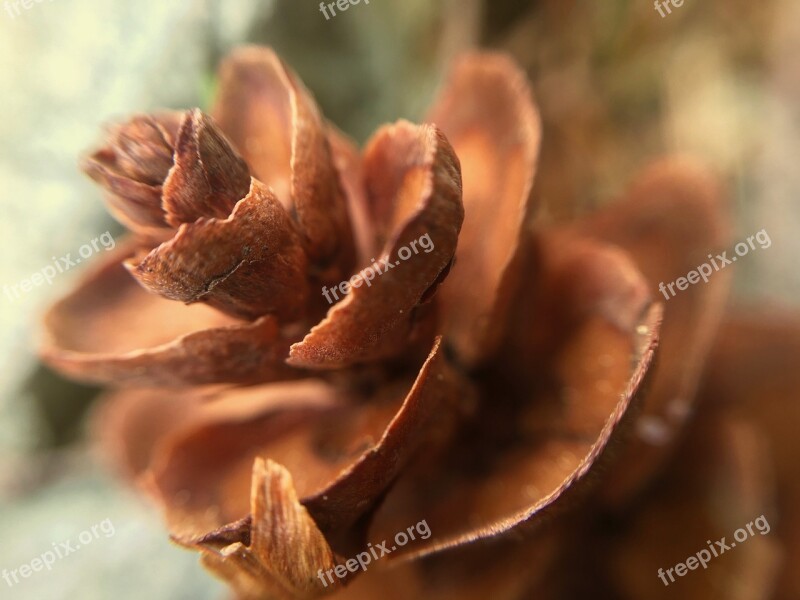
[0,0,797,597]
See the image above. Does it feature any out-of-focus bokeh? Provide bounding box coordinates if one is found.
[0,0,796,597]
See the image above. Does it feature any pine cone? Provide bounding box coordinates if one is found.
[40,46,796,599]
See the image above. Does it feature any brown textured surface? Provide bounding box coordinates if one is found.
[368,229,659,560]
[129,179,310,321]
[610,414,780,600]
[41,240,298,386]
[81,111,182,234]
[428,52,542,368]
[288,122,463,368]
[38,41,795,599]
[302,337,466,538]
[698,312,800,599]
[212,46,356,278]
[179,460,339,600]
[574,158,734,508]
[137,339,465,546]
[326,125,376,268]
[162,109,251,227]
